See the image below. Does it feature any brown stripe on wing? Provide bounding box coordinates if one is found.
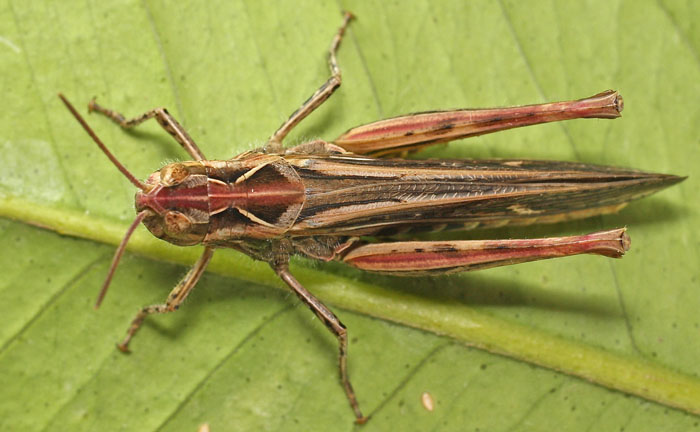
[285,154,683,236]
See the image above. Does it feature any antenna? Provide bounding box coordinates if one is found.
[58,93,151,307]
[58,93,147,191]
[94,210,149,308]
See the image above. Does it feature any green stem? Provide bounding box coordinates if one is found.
[2,194,699,416]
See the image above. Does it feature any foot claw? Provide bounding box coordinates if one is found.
[87,97,97,113]
[355,415,368,425]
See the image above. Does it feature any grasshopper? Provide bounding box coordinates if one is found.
[59,12,683,423]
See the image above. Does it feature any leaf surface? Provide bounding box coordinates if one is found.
[1,1,698,431]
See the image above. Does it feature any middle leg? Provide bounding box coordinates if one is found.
[265,12,354,152]
[273,263,367,424]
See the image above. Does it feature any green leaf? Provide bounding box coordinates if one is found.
[1,1,698,431]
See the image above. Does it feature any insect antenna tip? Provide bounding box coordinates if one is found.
[94,211,149,308]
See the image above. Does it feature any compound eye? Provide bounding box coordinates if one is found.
[160,163,190,186]
[163,211,192,235]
